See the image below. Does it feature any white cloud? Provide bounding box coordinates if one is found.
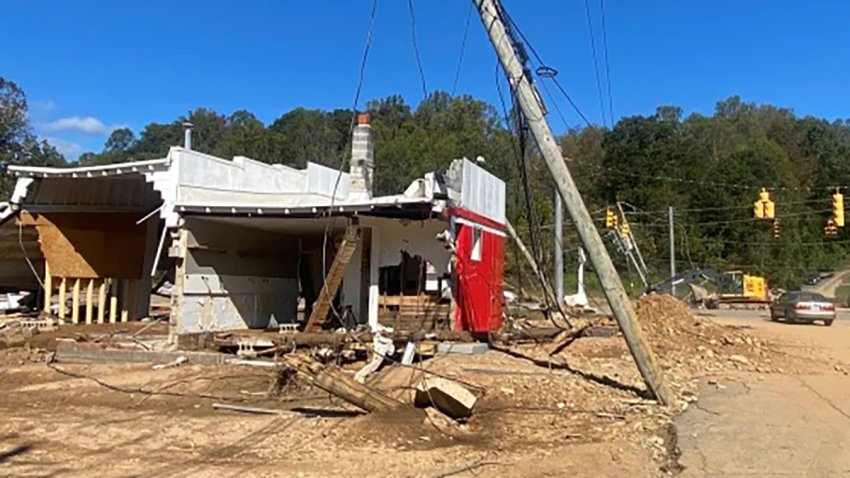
[45,137,86,161]
[30,100,57,113]
[39,116,125,136]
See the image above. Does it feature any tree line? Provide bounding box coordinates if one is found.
[3,75,850,290]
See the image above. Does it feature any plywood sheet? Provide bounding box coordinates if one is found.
[24,212,150,279]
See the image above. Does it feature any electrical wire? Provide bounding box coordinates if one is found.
[583,0,608,127]
[407,0,428,100]
[321,0,379,330]
[451,3,474,96]
[598,0,615,123]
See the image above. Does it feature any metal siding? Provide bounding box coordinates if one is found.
[453,218,505,333]
[460,159,506,224]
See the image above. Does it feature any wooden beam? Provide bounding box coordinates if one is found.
[71,279,80,324]
[43,263,52,314]
[85,279,94,325]
[97,280,107,324]
[109,280,118,324]
[58,277,67,324]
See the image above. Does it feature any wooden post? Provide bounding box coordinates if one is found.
[97,281,107,324]
[58,277,67,324]
[85,279,94,325]
[284,355,400,413]
[71,279,81,324]
[473,0,671,405]
[109,280,118,324]
[43,262,53,315]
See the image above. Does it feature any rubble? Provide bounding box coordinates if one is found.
[414,376,478,420]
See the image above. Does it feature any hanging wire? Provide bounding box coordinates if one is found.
[407,0,428,100]
[583,0,608,127]
[451,3,474,96]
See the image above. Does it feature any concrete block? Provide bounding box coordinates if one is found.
[414,376,477,419]
[436,342,488,355]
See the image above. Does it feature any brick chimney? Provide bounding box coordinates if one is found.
[349,113,374,200]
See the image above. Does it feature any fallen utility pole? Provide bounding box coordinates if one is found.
[284,355,401,413]
[473,0,671,405]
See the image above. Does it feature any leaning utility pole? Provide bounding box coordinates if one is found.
[554,191,564,302]
[473,0,671,405]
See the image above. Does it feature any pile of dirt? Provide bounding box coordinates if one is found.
[634,294,780,374]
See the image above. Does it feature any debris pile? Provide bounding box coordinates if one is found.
[634,294,777,374]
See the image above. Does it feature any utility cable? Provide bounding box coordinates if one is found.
[407,0,428,100]
[583,0,608,127]
[599,0,615,123]
[451,3,474,96]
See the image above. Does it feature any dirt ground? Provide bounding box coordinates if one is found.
[0,299,840,477]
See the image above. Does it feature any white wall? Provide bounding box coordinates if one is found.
[460,159,506,224]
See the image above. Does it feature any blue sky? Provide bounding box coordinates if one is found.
[5,0,850,161]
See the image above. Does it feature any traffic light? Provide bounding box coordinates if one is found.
[605,207,618,229]
[772,219,780,238]
[620,222,631,240]
[754,188,774,219]
[833,188,844,227]
[825,219,838,237]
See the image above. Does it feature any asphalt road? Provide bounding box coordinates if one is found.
[676,309,850,477]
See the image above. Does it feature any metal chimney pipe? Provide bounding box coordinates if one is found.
[182,121,194,150]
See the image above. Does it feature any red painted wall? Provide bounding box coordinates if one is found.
[451,209,505,333]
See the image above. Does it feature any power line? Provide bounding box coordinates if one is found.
[583,0,608,127]
[451,3,474,96]
[598,0,615,123]
[407,0,428,100]
[495,4,596,129]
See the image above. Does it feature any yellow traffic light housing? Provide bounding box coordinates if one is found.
[825,219,838,237]
[605,207,618,229]
[753,199,764,219]
[833,188,844,227]
[620,222,631,240]
[754,188,774,219]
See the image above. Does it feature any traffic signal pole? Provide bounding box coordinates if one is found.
[473,0,671,405]
[669,206,676,296]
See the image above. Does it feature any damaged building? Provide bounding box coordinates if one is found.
[2,114,507,341]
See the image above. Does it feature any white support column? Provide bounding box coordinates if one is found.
[367,226,381,331]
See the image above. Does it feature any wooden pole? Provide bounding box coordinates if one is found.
[43,262,52,315]
[473,0,671,405]
[109,280,118,324]
[284,355,400,413]
[97,281,107,324]
[58,277,67,324]
[71,279,81,324]
[85,279,94,325]
[505,220,568,328]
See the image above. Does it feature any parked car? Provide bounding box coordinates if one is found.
[770,291,835,326]
[803,276,821,286]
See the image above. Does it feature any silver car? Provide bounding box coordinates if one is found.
[770,291,836,326]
